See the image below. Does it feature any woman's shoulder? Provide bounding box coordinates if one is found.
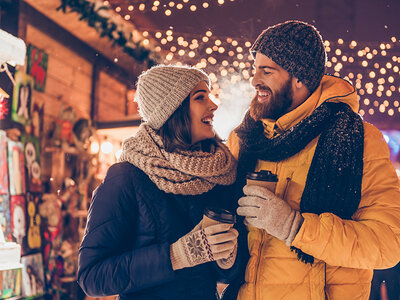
[104,162,147,183]
[101,162,159,200]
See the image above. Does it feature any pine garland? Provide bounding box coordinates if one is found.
[57,0,159,67]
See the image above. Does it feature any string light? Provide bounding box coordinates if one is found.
[110,2,400,119]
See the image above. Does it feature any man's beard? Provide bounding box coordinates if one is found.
[250,76,293,121]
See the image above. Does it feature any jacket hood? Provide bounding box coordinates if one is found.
[261,75,359,137]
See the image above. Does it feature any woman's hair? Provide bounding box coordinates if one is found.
[157,94,219,152]
[157,94,192,152]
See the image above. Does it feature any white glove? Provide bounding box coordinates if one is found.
[237,184,303,246]
[170,223,238,270]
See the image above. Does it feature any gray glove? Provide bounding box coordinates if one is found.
[170,223,238,270]
[237,184,303,246]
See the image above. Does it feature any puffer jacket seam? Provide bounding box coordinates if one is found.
[80,218,121,241]
[363,157,391,163]
[317,216,336,259]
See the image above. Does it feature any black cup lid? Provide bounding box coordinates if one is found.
[246,170,278,182]
[204,207,236,224]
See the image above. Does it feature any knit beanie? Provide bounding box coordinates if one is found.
[250,20,327,93]
[135,64,210,129]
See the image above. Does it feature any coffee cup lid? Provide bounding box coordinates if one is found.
[204,207,236,224]
[246,170,278,182]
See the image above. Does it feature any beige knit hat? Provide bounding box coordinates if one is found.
[135,64,210,129]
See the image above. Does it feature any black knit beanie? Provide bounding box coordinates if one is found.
[250,20,327,93]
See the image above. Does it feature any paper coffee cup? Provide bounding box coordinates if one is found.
[246,170,278,193]
[201,207,236,229]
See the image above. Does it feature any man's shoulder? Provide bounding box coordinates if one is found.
[362,121,390,161]
[226,130,240,159]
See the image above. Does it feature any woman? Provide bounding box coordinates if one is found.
[77,65,240,300]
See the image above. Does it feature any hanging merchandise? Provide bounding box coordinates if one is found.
[29,101,44,138]
[0,83,13,130]
[0,130,9,194]
[7,140,26,195]
[23,193,42,254]
[51,104,76,148]
[0,194,11,242]
[21,135,42,193]
[10,195,26,246]
[39,193,62,297]
[0,267,22,299]
[0,227,23,299]
[20,253,45,298]
[60,178,81,243]
[0,29,27,129]
[26,44,48,92]
[11,71,33,127]
[0,88,10,121]
[72,118,94,151]
[39,193,62,260]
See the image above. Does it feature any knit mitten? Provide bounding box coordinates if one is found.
[237,184,303,246]
[216,241,237,269]
[170,223,238,270]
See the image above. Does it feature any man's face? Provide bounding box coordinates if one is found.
[250,53,294,121]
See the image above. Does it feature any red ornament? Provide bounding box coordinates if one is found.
[0,95,9,119]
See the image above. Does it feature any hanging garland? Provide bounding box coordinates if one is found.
[57,0,159,67]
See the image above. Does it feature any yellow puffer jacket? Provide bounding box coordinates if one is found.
[227,75,400,300]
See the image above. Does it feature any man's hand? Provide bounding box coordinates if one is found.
[237,184,303,246]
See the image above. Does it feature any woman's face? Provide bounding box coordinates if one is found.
[189,81,218,144]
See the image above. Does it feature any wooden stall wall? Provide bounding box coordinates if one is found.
[24,24,92,128]
[97,71,127,122]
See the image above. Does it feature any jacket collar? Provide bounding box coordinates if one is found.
[260,75,358,136]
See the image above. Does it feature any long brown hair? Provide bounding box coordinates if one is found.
[157,95,219,152]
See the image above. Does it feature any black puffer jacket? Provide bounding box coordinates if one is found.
[77,162,241,300]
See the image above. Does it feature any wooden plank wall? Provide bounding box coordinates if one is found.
[97,71,127,122]
[25,24,93,129]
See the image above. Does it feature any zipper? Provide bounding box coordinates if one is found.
[254,228,265,300]
[253,162,277,299]
[324,262,327,300]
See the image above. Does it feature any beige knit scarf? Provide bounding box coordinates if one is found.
[119,124,237,195]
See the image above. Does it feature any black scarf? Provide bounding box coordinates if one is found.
[235,102,364,264]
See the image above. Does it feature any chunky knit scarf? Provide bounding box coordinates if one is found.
[119,124,237,195]
[235,102,364,264]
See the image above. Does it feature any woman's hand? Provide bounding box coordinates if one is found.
[170,223,238,270]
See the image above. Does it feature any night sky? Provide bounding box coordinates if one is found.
[112,0,400,43]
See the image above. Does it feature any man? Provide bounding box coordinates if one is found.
[227,20,400,299]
